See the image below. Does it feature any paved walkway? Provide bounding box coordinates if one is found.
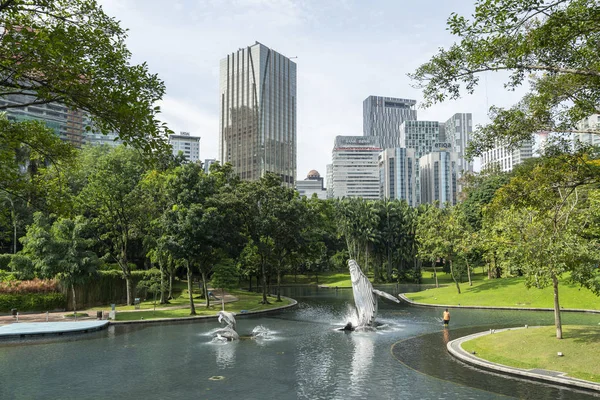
[447,327,600,393]
[0,292,239,326]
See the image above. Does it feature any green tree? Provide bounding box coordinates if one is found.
[411,0,600,157]
[0,0,170,151]
[21,213,99,314]
[486,145,600,338]
[77,146,146,305]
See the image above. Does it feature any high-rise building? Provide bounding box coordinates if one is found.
[296,170,327,200]
[480,139,534,172]
[219,41,297,186]
[331,136,381,199]
[204,158,217,174]
[399,120,443,204]
[169,131,200,163]
[363,96,417,149]
[575,114,600,147]
[83,131,123,148]
[444,113,473,172]
[1,94,86,147]
[419,145,459,207]
[326,164,334,199]
[378,148,417,206]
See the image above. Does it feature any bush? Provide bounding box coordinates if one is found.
[0,270,18,282]
[0,253,11,271]
[0,278,60,294]
[8,254,35,280]
[0,292,66,312]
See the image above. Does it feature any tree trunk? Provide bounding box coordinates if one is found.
[261,257,268,304]
[276,270,282,302]
[71,283,77,317]
[201,270,209,309]
[124,273,133,306]
[466,259,472,286]
[159,262,166,304]
[387,248,392,282]
[449,259,461,294]
[432,260,439,288]
[187,261,196,315]
[552,273,563,339]
[168,273,173,300]
[221,288,225,311]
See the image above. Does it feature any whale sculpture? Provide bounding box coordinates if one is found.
[214,310,239,341]
[347,259,400,329]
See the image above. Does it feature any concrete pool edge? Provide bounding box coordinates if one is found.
[0,320,109,339]
[398,293,600,314]
[447,327,600,393]
[109,296,298,326]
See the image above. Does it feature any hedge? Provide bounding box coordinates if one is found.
[0,292,66,313]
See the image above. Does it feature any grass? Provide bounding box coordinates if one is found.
[404,275,600,310]
[461,326,600,383]
[420,266,487,285]
[114,289,293,321]
[63,312,89,318]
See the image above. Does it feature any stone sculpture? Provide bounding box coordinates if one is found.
[347,259,400,329]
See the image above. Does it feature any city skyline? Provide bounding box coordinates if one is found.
[97,0,527,180]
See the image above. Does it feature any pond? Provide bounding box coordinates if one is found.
[1,285,598,399]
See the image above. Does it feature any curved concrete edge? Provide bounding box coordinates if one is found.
[398,293,600,314]
[109,296,298,326]
[0,321,109,339]
[447,327,600,393]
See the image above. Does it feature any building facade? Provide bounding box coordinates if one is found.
[363,96,417,149]
[219,41,297,186]
[480,139,534,172]
[399,120,443,204]
[419,148,459,207]
[296,170,327,200]
[169,131,200,163]
[575,114,600,147]
[378,147,417,206]
[326,164,334,199]
[444,113,473,172]
[331,136,381,200]
[204,158,217,174]
[1,94,87,147]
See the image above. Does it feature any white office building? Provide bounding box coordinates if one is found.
[419,146,459,207]
[169,132,200,163]
[480,139,534,172]
[331,136,381,200]
[296,170,327,200]
[575,114,600,147]
[379,148,417,206]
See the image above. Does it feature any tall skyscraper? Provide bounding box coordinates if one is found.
[219,42,297,186]
[419,145,459,207]
[363,96,417,149]
[331,136,381,199]
[444,113,473,172]
[399,120,443,204]
[379,148,417,206]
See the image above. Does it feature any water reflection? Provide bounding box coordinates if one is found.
[349,333,374,396]
[213,341,237,369]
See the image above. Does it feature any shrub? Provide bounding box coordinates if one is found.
[0,253,11,271]
[8,254,35,280]
[0,278,60,294]
[0,292,66,312]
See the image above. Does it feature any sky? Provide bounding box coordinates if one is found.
[98,0,526,180]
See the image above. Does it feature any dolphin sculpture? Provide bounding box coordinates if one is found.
[214,310,239,341]
[348,259,400,329]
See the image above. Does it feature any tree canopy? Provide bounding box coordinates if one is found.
[411,0,600,158]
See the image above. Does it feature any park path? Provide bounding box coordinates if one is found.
[0,292,238,326]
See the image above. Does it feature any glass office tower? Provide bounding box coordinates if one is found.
[219,42,297,186]
[363,96,417,149]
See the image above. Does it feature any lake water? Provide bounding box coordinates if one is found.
[1,285,598,399]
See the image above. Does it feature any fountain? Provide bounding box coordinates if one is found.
[213,310,239,341]
[345,259,400,330]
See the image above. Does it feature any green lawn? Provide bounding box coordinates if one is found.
[405,275,600,310]
[114,290,293,321]
[461,326,600,383]
[420,266,487,285]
